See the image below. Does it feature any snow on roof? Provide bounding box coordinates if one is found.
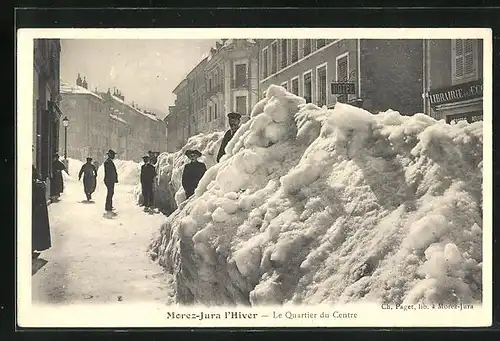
[246,38,256,44]
[60,82,103,100]
[109,114,127,124]
[222,39,233,47]
[110,95,159,122]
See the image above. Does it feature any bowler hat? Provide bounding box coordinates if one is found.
[227,112,241,119]
[107,149,116,155]
[142,155,150,160]
[86,157,93,161]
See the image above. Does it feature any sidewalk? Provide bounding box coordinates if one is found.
[32,175,175,305]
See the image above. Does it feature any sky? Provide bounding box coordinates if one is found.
[60,39,218,119]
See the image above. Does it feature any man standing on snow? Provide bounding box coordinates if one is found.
[140,155,157,212]
[216,112,241,162]
[182,149,206,199]
[78,157,98,202]
[104,149,118,213]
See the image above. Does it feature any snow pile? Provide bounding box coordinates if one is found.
[150,85,483,307]
[148,132,224,215]
[110,114,128,124]
[61,158,84,181]
[96,159,141,186]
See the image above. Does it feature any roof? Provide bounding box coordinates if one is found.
[109,114,128,124]
[172,77,189,95]
[186,56,208,79]
[110,95,159,122]
[173,53,210,94]
[60,82,104,100]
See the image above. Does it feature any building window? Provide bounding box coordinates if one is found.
[291,39,299,63]
[336,53,349,103]
[214,102,218,120]
[234,63,247,87]
[209,106,213,122]
[452,39,478,85]
[209,77,213,91]
[236,96,247,116]
[280,39,288,68]
[303,39,311,57]
[281,81,288,90]
[291,77,299,95]
[316,63,327,107]
[271,41,278,75]
[262,47,269,78]
[316,39,326,49]
[303,71,312,103]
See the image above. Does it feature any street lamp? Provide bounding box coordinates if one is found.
[62,116,69,160]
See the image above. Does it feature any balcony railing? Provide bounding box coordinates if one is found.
[231,78,250,89]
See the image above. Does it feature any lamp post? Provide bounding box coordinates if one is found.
[62,116,69,169]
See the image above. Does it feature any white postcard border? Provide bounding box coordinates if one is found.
[17,27,493,328]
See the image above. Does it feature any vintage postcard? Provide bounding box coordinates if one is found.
[17,27,492,328]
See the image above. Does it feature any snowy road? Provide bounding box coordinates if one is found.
[32,173,175,305]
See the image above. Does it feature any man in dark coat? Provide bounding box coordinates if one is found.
[103,149,118,213]
[182,149,207,199]
[32,165,51,258]
[216,112,242,162]
[78,157,98,201]
[50,154,67,200]
[140,155,157,212]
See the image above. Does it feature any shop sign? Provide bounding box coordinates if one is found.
[428,80,482,106]
[446,111,483,124]
[331,82,356,95]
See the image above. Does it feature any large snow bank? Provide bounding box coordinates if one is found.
[150,85,483,307]
[146,132,224,215]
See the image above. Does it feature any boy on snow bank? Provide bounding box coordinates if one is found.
[182,149,206,199]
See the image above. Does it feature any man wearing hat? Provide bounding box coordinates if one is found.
[104,149,118,213]
[182,149,206,199]
[140,155,157,212]
[78,157,98,201]
[216,112,242,162]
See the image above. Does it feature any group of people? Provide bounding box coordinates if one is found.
[31,111,242,258]
[74,149,159,215]
[180,111,242,200]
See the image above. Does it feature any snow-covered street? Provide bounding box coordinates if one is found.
[32,166,175,305]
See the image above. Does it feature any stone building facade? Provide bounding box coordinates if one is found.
[167,39,259,151]
[59,75,167,163]
[33,38,62,197]
[423,39,483,124]
[258,38,424,115]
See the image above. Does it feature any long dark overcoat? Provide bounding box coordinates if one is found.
[32,166,51,251]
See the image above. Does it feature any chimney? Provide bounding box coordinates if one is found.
[107,88,111,95]
[82,76,88,89]
[76,73,82,86]
[216,41,221,49]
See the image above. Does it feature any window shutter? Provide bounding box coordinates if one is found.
[337,56,348,81]
[464,39,474,75]
[337,55,348,103]
[455,39,464,78]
